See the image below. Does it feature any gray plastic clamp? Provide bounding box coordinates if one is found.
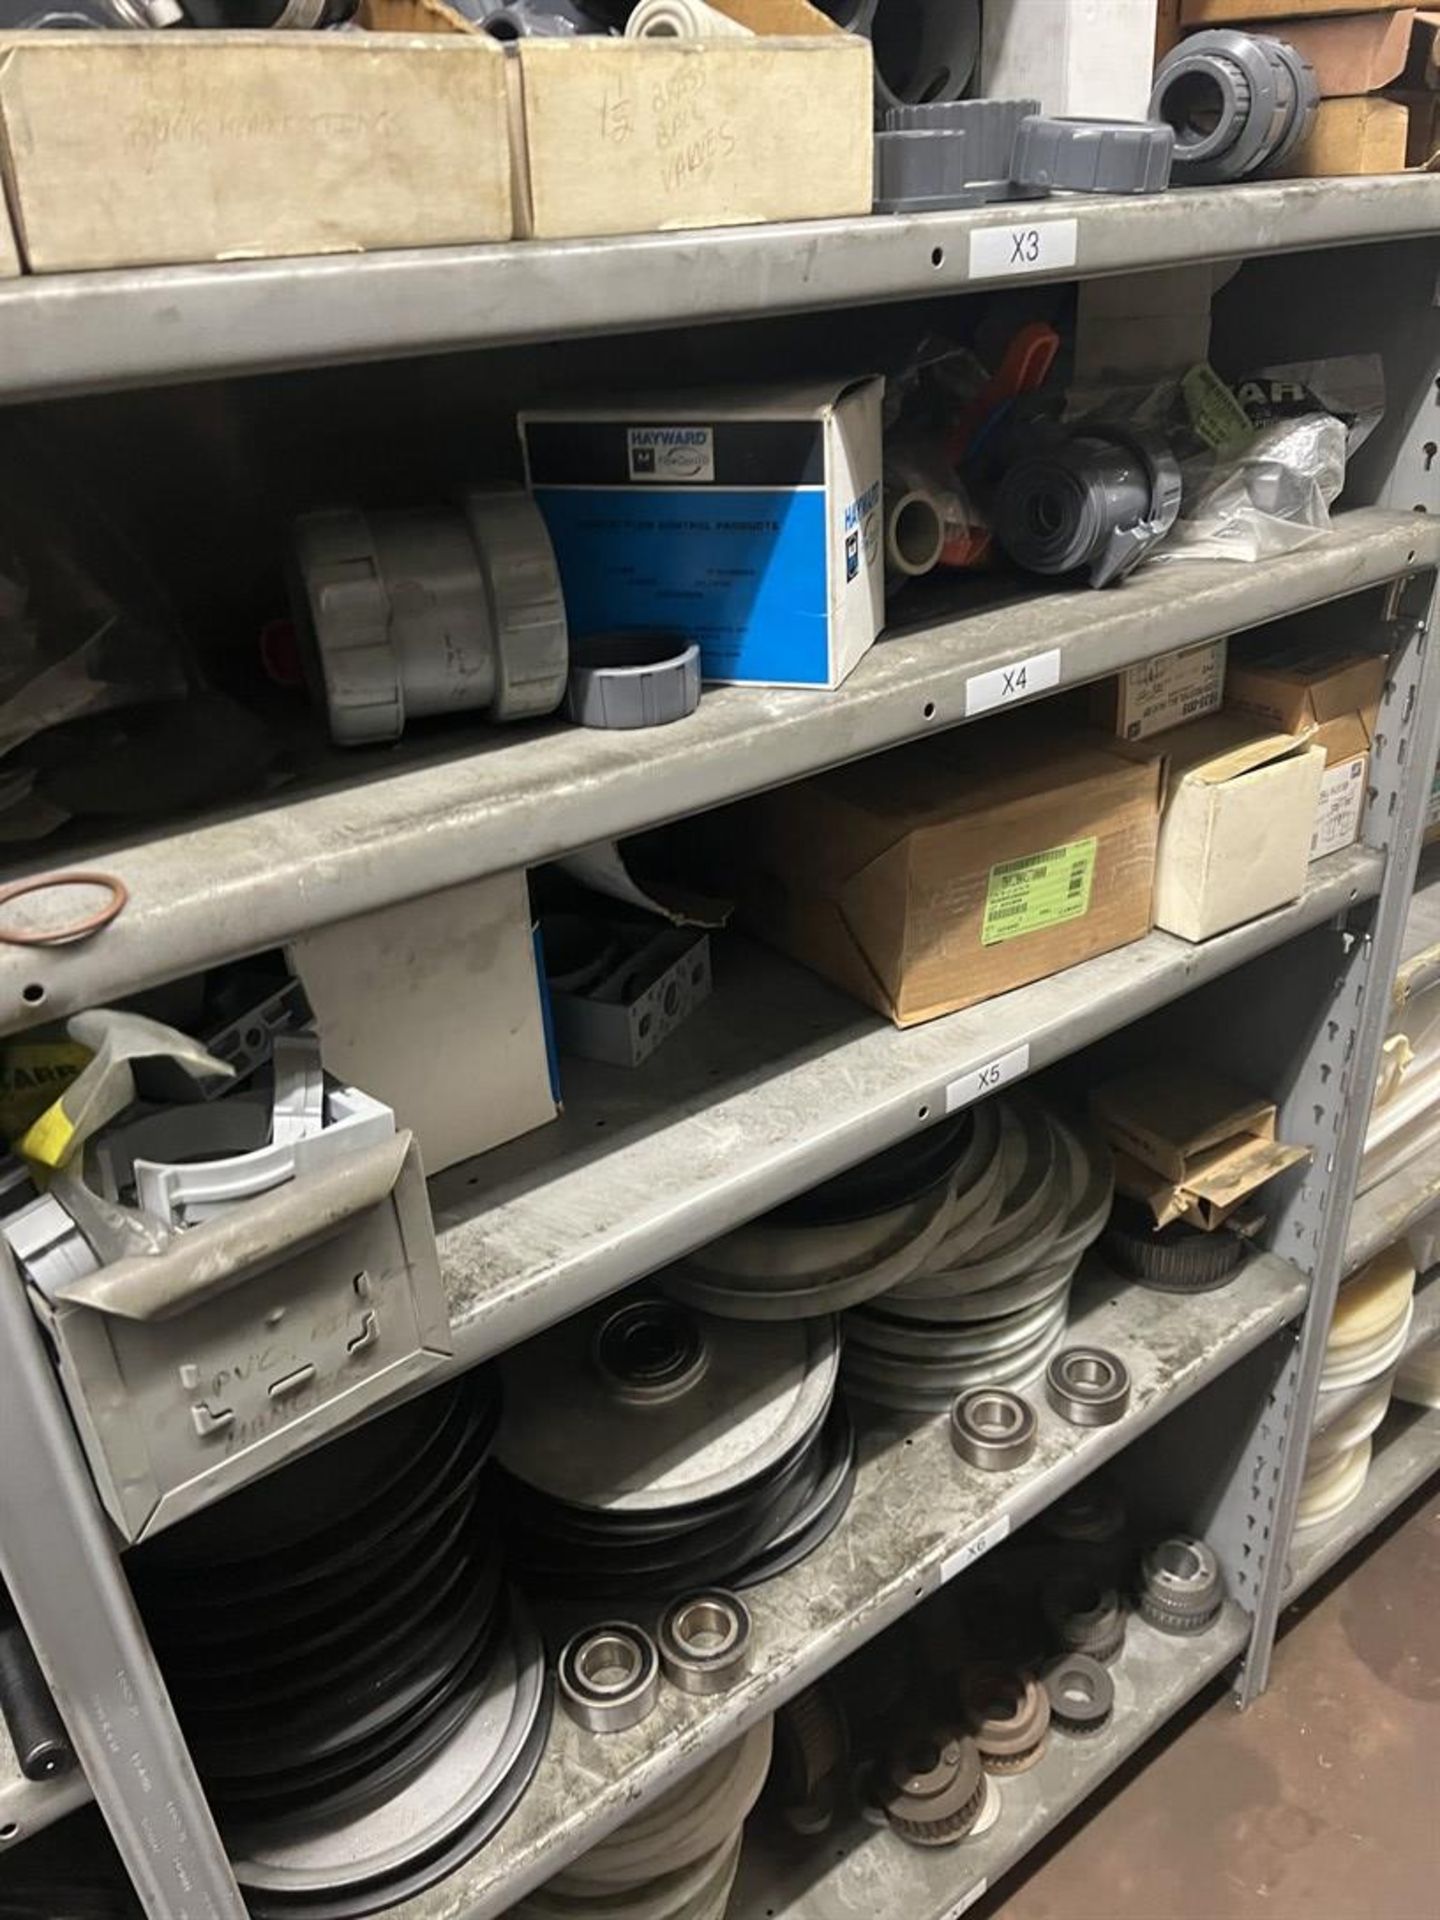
[567,631,702,730]
[873,97,1043,215]
[1011,116,1175,196]
[1150,30,1317,185]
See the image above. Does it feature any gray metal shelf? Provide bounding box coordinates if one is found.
[1311,1267,1440,1439]
[1,509,1427,1039]
[0,1723,91,1855]
[385,1258,1308,1920]
[431,845,1378,1381]
[1286,1401,1440,1607]
[1,177,1436,405]
[727,1602,1252,1920]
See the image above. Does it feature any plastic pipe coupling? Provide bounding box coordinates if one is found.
[993,426,1182,589]
[291,492,568,745]
[1150,30,1318,184]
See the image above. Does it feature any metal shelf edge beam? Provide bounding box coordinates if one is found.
[383,1260,1307,1920]
[1,177,1437,402]
[4,512,1427,1038]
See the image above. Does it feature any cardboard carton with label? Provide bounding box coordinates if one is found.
[731,721,1162,1027]
[1226,642,1387,860]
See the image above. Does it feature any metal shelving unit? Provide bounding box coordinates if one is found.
[0,167,1438,1920]
[0,510,1422,1034]
[385,1260,1308,1920]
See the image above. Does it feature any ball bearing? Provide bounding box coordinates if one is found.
[950,1388,1038,1471]
[558,1622,660,1734]
[657,1590,752,1695]
[1045,1346,1131,1426]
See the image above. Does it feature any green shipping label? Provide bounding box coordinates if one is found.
[982,838,1098,947]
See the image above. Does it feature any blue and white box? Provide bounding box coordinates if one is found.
[519,378,885,691]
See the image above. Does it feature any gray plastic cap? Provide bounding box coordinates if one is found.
[567,633,701,730]
[1012,116,1175,196]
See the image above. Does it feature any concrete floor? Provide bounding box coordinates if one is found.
[977,1482,1440,1920]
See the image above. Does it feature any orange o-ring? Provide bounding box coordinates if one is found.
[0,871,129,946]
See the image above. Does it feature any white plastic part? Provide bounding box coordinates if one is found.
[3,1192,100,1298]
[1295,1436,1372,1533]
[1308,1376,1392,1467]
[134,1082,394,1227]
[625,0,753,36]
[1326,1243,1416,1349]
[1319,1299,1415,1394]
[884,482,946,580]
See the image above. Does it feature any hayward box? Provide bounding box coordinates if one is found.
[520,379,884,690]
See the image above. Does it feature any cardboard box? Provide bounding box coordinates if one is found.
[1227,644,1386,860]
[735,724,1162,1028]
[1091,1063,1310,1229]
[0,192,16,280]
[1285,94,1411,174]
[983,0,1160,120]
[1092,639,1228,742]
[1276,8,1415,95]
[0,29,511,275]
[374,0,872,242]
[1401,8,1440,85]
[521,379,884,690]
[1390,88,1440,164]
[1134,714,1327,941]
[288,871,558,1176]
[1181,0,1399,22]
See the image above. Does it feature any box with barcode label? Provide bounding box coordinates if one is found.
[521,378,884,690]
[1093,638,1228,742]
[730,721,1161,1026]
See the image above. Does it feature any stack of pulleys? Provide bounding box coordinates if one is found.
[842,1096,1113,1413]
[659,1114,977,1319]
[131,1373,550,1920]
[512,1719,772,1920]
[497,1293,850,1598]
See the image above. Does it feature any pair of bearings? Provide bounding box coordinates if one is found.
[1046,1347,1131,1427]
[1138,1537,1226,1636]
[950,1388,1037,1471]
[558,1590,752,1734]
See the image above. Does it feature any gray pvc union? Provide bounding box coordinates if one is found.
[1150,30,1315,185]
[993,427,1182,589]
[1011,115,1175,196]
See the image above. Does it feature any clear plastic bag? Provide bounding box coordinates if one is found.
[1163,413,1348,564]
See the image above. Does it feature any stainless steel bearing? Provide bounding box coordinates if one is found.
[558,1623,660,1734]
[657,1591,752,1696]
[949,1388,1038,1471]
[1045,1346,1131,1427]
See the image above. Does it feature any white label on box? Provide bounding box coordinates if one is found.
[965,649,1061,717]
[942,1884,989,1920]
[945,1043,1030,1113]
[1310,754,1367,861]
[969,218,1078,281]
[939,1516,1011,1587]
[1115,638,1227,741]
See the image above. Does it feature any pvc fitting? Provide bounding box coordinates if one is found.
[869,0,980,111]
[874,97,1040,214]
[477,0,601,34]
[884,475,946,579]
[1011,115,1175,196]
[993,425,1182,589]
[566,630,701,729]
[1150,30,1318,185]
[290,490,567,746]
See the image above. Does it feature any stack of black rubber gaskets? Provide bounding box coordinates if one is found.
[842,1095,1113,1412]
[129,1371,549,1920]
[497,1293,850,1597]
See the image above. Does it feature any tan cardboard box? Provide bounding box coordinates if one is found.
[373,0,872,243]
[0,28,512,274]
[0,191,17,280]
[1227,644,1387,860]
[736,724,1162,1028]
[1182,0,1398,22]
[1091,1063,1310,1229]
[1285,94,1411,174]
[1091,638,1228,743]
[1132,714,1327,941]
[1270,8,1415,96]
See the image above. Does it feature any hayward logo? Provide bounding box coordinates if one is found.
[627,426,714,483]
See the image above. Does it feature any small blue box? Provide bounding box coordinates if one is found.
[520,378,884,691]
